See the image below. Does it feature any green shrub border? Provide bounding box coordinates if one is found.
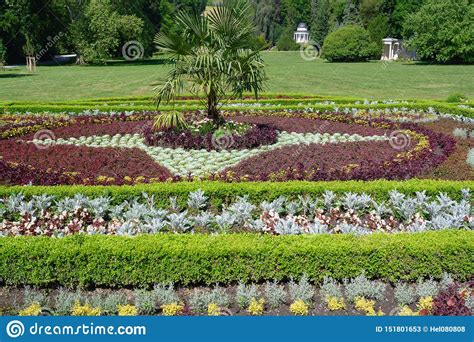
[0,180,472,207]
[0,230,472,287]
[1,94,472,118]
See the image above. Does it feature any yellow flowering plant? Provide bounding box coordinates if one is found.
[19,303,42,316]
[398,305,418,316]
[417,296,433,314]
[161,302,184,316]
[326,296,346,311]
[354,297,384,316]
[117,304,138,316]
[207,303,221,316]
[71,301,101,316]
[247,298,265,316]
[289,300,309,316]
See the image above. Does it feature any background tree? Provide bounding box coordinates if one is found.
[342,0,360,25]
[390,0,424,38]
[310,0,329,45]
[403,0,474,63]
[367,14,389,48]
[0,39,6,66]
[359,0,382,24]
[281,0,311,30]
[276,27,300,51]
[155,0,266,124]
[77,0,144,63]
[251,0,281,45]
[0,0,64,63]
[0,0,207,64]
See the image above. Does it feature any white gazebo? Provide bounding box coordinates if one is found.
[294,23,310,44]
[381,38,401,61]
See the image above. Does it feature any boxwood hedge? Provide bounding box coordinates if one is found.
[0,180,471,208]
[2,95,472,118]
[0,231,472,287]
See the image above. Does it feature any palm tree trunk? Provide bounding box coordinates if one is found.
[207,88,223,125]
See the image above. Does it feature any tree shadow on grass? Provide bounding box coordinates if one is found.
[88,58,172,67]
[0,73,34,79]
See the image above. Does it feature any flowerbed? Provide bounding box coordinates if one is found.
[2,275,472,316]
[143,118,278,151]
[0,108,460,185]
[1,188,471,237]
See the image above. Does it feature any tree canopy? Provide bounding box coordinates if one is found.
[1,0,471,64]
[403,0,474,63]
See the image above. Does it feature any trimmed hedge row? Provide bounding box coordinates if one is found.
[2,97,472,118]
[0,94,366,106]
[0,231,472,287]
[1,93,462,105]
[0,180,472,207]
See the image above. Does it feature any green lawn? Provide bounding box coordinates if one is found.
[1,51,473,101]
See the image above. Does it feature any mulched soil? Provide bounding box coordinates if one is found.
[0,284,402,316]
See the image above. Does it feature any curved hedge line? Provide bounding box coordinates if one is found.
[0,180,472,207]
[0,231,472,287]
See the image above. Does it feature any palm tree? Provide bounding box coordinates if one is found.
[154,0,266,125]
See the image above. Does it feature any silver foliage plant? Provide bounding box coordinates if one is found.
[288,275,315,304]
[344,274,386,302]
[0,189,472,237]
[264,281,287,309]
[189,286,231,312]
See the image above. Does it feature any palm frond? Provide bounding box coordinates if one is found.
[154,0,266,119]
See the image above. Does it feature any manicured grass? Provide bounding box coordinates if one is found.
[0,52,473,101]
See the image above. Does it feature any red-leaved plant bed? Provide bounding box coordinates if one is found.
[0,111,456,185]
[143,122,278,151]
[432,283,473,316]
[223,123,455,182]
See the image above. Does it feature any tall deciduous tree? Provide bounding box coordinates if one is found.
[403,0,474,63]
[367,14,388,45]
[390,0,423,37]
[0,39,6,66]
[359,0,382,24]
[252,0,281,44]
[310,0,329,45]
[342,0,360,25]
[78,0,144,63]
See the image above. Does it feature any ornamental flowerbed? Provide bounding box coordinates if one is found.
[0,96,472,319]
[1,274,472,317]
[143,118,278,151]
[1,189,471,237]
[0,105,463,185]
